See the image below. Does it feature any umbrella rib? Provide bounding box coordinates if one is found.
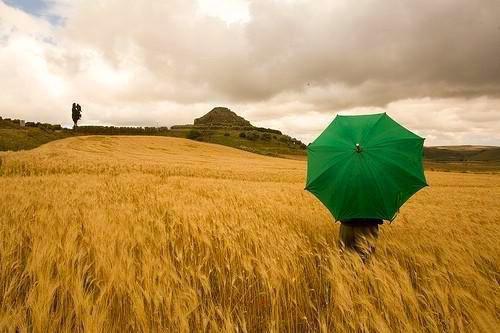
[360,113,386,144]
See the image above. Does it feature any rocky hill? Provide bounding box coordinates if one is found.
[194,107,251,126]
[170,107,307,156]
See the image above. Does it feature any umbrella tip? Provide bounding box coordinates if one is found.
[355,143,362,153]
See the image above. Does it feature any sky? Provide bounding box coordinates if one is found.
[1,0,499,145]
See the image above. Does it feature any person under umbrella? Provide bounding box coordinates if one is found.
[305,113,427,258]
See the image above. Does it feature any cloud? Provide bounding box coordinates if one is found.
[0,0,499,145]
[239,96,500,145]
[243,0,500,105]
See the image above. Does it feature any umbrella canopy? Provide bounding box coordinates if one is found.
[306,113,427,221]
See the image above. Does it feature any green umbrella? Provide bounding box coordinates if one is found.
[306,113,428,221]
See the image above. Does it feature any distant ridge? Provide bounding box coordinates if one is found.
[424,146,500,162]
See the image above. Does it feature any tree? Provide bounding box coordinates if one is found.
[186,130,202,140]
[72,103,82,128]
[261,133,272,141]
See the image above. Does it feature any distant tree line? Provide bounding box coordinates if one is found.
[0,116,64,131]
[25,122,63,131]
[171,125,283,135]
[238,130,306,149]
[174,124,307,149]
[0,117,24,129]
[186,130,203,140]
[75,126,171,135]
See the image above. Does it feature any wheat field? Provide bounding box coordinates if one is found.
[0,136,498,332]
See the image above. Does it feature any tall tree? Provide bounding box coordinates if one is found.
[72,103,82,128]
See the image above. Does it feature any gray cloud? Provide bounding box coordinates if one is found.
[50,0,500,106]
[0,0,499,145]
[241,0,500,106]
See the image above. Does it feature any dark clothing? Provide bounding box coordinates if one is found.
[341,218,383,227]
[339,219,383,257]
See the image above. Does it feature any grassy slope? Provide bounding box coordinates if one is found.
[424,146,500,162]
[0,136,498,331]
[424,146,500,172]
[0,128,73,152]
[425,160,500,173]
[173,129,306,156]
[0,125,306,156]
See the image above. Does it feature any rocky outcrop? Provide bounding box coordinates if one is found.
[194,107,251,126]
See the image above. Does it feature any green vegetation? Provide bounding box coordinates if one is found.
[423,146,500,173]
[177,128,306,156]
[186,129,203,140]
[0,128,72,151]
[424,146,500,162]
[75,126,171,135]
[0,117,71,151]
[425,161,500,173]
[167,107,307,156]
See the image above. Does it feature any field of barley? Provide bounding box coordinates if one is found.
[0,136,498,332]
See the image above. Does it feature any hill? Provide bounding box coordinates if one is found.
[423,145,500,172]
[424,145,500,162]
[194,107,251,126]
[170,107,307,156]
[0,117,71,151]
[0,136,498,331]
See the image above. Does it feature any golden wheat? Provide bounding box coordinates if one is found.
[0,136,498,332]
